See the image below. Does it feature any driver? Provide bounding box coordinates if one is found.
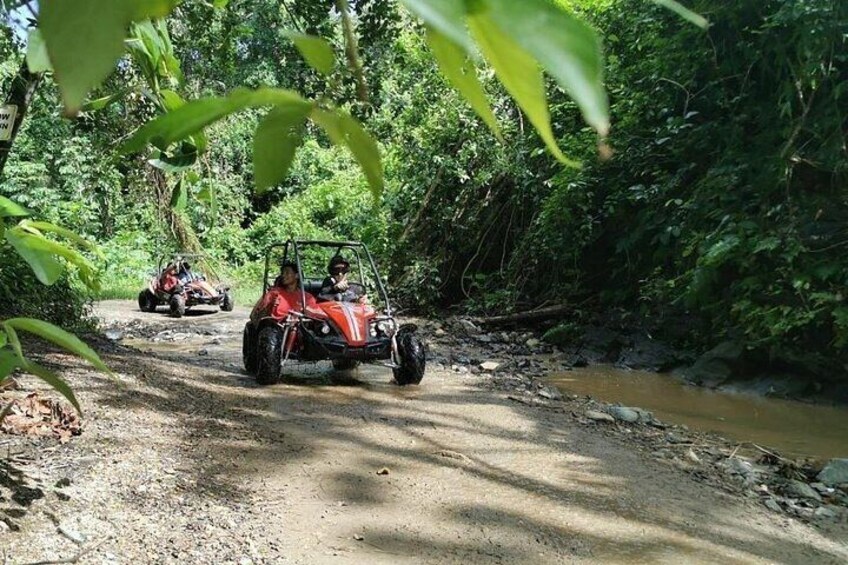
[320,255,366,303]
[252,261,318,321]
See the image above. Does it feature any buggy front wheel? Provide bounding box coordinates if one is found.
[138,290,157,312]
[221,291,234,312]
[393,332,425,385]
[169,294,186,318]
[256,326,284,385]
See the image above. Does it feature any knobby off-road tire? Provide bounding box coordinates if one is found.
[242,323,258,374]
[138,290,157,312]
[221,292,234,312]
[169,294,186,318]
[393,331,425,385]
[256,326,284,385]
[332,358,359,371]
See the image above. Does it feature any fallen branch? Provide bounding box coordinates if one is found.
[477,303,571,327]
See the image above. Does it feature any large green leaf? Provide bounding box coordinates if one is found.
[285,32,335,76]
[170,180,187,211]
[254,105,310,194]
[398,0,472,51]
[26,29,51,73]
[5,228,64,285]
[20,360,82,415]
[20,220,100,254]
[468,11,579,167]
[653,0,709,28]
[426,27,501,141]
[195,182,217,219]
[122,87,310,153]
[81,88,134,112]
[40,0,179,114]
[311,109,384,197]
[3,318,109,372]
[0,195,31,218]
[484,0,608,136]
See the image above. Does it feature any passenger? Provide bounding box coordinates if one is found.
[320,255,367,303]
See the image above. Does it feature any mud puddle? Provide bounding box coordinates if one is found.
[547,367,848,460]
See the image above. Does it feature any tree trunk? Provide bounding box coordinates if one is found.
[0,62,42,177]
[477,303,572,327]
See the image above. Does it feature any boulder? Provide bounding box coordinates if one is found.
[479,361,500,372]
[608,406,640,423]
[817,459,848,486]
[682,341,744,388]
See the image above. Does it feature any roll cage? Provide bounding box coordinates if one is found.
[262,240,393,316]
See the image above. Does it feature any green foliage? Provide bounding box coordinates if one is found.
[543,322,580,346]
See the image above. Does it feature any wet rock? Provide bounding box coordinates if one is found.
[434,328,447,337]
[817,459,848,486]
[475,334,494,344]
[682,341,744,388]
[567,355,589,368]
[665,432,690,444]
[617,335,691,372]
[525,338,540,348]
[197,349,209,356]
[685,449,701,464]
[479,361,500,372]
[585,410,615,423]
[784,480,822,502]
[608,406,640,423]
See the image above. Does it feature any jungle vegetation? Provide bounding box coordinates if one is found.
[1,0,846,400]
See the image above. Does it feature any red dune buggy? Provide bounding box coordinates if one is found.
[138,253,233,318]
[242,240,425,385]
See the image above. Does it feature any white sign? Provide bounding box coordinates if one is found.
[0,104,19,142]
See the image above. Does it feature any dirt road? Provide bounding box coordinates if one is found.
[2,300,847,563]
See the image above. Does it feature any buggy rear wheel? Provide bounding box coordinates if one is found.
[169,294,186,318]
[332,358,359,371]
[393,331,425,385]
[221,291,234,312]
[243,323,257,374]
[138,290,157,312]
[256,325,284,385]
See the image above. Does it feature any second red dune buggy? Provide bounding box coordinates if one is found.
[242,240,425,386]
[138,253,233,318]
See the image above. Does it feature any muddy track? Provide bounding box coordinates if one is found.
[1,300,847,564]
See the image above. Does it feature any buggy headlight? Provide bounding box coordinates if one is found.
[321,323,331,335]
[375,319,397,337]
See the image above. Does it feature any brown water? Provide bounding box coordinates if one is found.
[547,367,848,460]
